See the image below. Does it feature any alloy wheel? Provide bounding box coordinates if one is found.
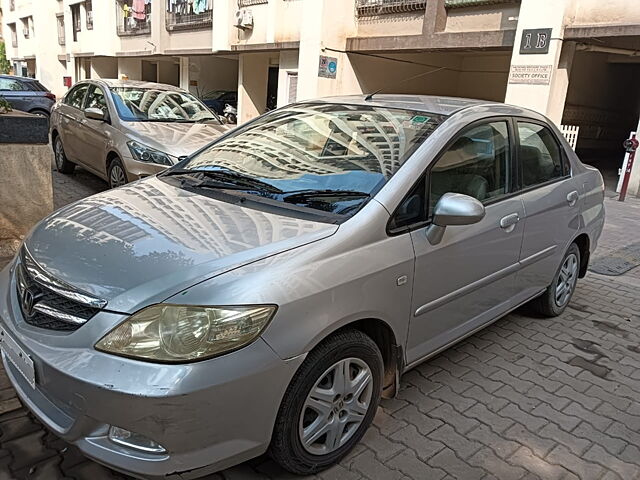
[555,253,578,307]
[109,164,127,188]
[298,357,373,456]
[54,139,65,170]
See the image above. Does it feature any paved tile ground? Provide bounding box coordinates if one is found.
[1,167,640,480]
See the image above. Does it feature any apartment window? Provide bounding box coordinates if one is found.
[56,13,66,45]
[71,4,81,41]
[21,17,33,39]
[9,0,15,11]
[86,0,94,30]
[166,0,213,31]
[355,0,427,17]
[9,23,18,47]
[117,0,152,36]
[287,72,298,104]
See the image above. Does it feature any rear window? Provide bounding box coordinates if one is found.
[28,81,48,92]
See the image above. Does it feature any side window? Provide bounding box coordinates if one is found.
[65,84,89,109]
[517,122,565,188]
[429,121,510,215]
[389,176,426,232]
[0,78,26,91]
[85,85,108,114]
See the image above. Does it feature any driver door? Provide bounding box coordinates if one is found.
[76,85,111,175]
[404,120,526,364]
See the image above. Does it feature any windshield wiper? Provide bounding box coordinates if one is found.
[282,189,371,203]
[163,169,283,194]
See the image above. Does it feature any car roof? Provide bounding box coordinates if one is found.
[307,94,534,118]
[0,74,39,82]
[87,79,185,91]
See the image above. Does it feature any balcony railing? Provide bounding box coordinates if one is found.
[238,0,268,6]
[355,0,427,17]
[445,0,519,8]
[165,10,213,31]
[117,19,151,36]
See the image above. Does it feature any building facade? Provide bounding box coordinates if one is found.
[2,0,640,195]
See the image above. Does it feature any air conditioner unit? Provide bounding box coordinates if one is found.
[234,9,253,30]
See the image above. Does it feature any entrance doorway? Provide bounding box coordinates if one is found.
[562,41,640,192]
[267,66,279,111]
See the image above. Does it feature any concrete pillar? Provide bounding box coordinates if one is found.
[277,51,299,108]
[504,0,571,125]
[297,0,362,102]
[179,57,190,91]
[237,53,269,124]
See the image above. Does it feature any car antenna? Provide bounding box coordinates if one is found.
[364,67,447,101]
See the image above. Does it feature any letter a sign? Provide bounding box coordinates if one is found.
[520,28,552,54]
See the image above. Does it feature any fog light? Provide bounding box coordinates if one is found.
[108,426,166,453]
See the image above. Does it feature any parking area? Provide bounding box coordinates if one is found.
[1,167,640,480]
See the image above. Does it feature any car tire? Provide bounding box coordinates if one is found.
[270,329,383,475]
[107,157,129,189]
[532,243,581,317]
[53,136,75,174]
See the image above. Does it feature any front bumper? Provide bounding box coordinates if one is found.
[0,260,304,479]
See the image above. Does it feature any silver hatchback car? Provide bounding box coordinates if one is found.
[0,96,604,479]
[50,79,229,189]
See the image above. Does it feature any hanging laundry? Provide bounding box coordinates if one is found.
[132,0,147,20]
[193,0,207,15]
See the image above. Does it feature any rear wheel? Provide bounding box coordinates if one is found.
[270,330,382,475]
[53,136,75,174]
[531,243,580,317]
[108,157,128,189]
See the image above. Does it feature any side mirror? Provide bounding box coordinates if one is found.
[84,107,106,121]
[426,193,485,245]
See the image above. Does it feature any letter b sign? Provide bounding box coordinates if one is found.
[520,28,552,54]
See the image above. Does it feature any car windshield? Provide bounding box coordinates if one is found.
[171,103,445,217]
[110,87,221,123]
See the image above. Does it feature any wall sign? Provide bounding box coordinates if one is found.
[519,28,552,54]
[318,56,338,79]
[508,65,553,85]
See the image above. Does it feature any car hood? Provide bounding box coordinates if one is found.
[121,121,231,158]
[25,177,338,313]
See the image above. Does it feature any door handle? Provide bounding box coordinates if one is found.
[500,213,520,230]
[567,190,579,206]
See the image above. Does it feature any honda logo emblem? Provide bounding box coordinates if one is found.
[21,288,38,317]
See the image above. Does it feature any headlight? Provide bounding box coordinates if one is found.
[127,141,173,166]
[95,304,276,363]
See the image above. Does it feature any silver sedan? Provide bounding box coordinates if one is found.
[0,95,604,479]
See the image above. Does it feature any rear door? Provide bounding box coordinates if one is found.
[402,119,526,364]
[0,77,30,112]
[515,119,581,298]
[57,83,90,162]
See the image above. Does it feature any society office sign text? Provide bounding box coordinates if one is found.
[508,65,553,85]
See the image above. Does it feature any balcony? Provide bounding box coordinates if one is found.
[444,0,519,7]
[355,0,427,17]
[165,10,213,31]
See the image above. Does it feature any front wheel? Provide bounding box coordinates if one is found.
[531,243,581,317]
[108,157,128,189]
[270,330,382,475]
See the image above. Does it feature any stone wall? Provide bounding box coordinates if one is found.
[0,112,53,262]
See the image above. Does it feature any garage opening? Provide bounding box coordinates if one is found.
[562,39,640,192]
[348,50,511,102]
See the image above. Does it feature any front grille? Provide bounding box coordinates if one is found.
[15,249,105,331]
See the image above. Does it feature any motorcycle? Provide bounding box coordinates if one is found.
[223,104,237,125]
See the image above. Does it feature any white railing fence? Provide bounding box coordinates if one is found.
[560,125,580,151]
